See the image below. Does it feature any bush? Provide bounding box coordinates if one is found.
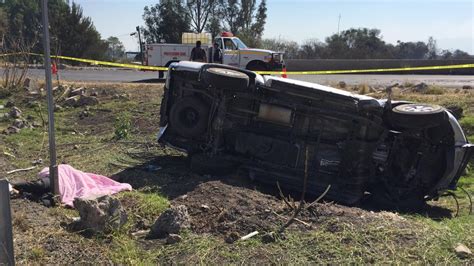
[114,112,132,140]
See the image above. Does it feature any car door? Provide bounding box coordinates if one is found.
[222,38,240,67]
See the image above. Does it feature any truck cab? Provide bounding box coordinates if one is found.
[211,32,285,71]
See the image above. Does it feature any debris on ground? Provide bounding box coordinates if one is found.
[338,81,346,88]
[73,195,127,234]
[23,78,40,95]
[149,205,191,238]
[411,82,429,93]
[166,234,183,244]
[9,106,22,118]
[462,85,472,90]
[454,243,472,259]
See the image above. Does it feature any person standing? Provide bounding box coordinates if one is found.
[190,41,207,62]
[213,42,222,63]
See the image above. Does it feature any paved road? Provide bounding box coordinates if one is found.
[25,68,474,87]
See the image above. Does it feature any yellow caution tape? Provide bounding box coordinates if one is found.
[2,52,473,74]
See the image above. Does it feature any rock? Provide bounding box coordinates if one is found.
[77,95,99,107]
[90,91,99,97]
[462,85,472,90]
[455,244,472,259]
[225,232,240,244]
[0,105,4,110]
[131,230,150,239]
[446,105,464,119]
[166,234,182,244]
[79,110,89,119]
[338,81,347,89]
[32,121,42,128]
[9,107,22,118]
[70,87,86,97]
[261,232,276,243]
[149,205,190,238]
[54,104,63,112]
[64,95,80,107]
[4,126,20,134]
[200,204,210,211]
[32,158,43,165]
[12,119,25,129]
[73,195,127,234]
[113,93,130,100]
[5,101,14,108]
[412,82,429,93]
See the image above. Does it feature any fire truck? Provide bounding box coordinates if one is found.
[145,32,284,78]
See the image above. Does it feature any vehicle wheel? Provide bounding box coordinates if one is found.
[169,97,209,138]
[158,70,164,79]
[390,103,446,129]
[203,67,249,90]
[246,61,268,71]
[189,153,239,175]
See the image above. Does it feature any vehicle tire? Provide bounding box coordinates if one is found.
[158,70,164,79]
[189,153,239,175]
[390,103,446,129]
[203,67,249,90]
[246,61,268,71]
[169,97,209,138]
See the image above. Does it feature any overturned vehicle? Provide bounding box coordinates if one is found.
[158,62,473,207]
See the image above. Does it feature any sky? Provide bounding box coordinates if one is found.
[73,0,474,54]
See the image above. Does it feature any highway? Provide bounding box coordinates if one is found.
[25,68,474,87]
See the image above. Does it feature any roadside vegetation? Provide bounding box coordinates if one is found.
[0,79,472,264]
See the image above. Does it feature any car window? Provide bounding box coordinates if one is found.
[214,38,223,49]
[223,38,236,50]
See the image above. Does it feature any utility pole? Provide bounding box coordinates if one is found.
[41,0,59,197]
[136,26,144,65]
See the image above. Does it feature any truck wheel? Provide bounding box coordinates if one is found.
[189,153,239,175]
[390,103,446,129]
[203,67,249,90]
[246,61,267,71]
[169,97,209,138]
[158,70,164,79]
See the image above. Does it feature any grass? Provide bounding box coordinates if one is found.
[2,81,473,264]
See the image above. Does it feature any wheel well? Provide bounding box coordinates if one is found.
[246,60,267,70]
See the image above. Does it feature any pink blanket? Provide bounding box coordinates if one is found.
[39,164,132,207]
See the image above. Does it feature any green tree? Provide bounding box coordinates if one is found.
[106,36,126,61]
[143,0,190,43]
[426,36,438,59]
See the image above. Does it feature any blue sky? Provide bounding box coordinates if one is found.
[73,0,474,54]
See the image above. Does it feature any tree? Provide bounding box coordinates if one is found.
[106,36,125,60]
[394,41,428,59]
[220,0,240,34]
[261,38,299,59]
[1,0,108,59]
[299,39,326,59]
[143,0,190,43]
[426,36,437,59]
[186,0,215,33]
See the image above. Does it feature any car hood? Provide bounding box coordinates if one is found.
[242,48,276,54]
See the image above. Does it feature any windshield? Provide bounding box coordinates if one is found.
[233,38,248,49]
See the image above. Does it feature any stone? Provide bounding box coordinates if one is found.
[77,95,99,107]
[225,232,240,244]
[200,204,210,211]
[166,234,182,244]
[338,81,347,89]
[149,205,190,238]
[261,232,276,243]
[454,243,472,259]
[32,121,42,128]
[12,119,25,129]
[79,110,89,119]
[412,82,429,93]
[70,87,86,97]
[9,107,22,118]
[90,91,99,97]
[64,95,80,107]
[0,105,4,109]
[54,104,63,112]
[4,126,20,134]
[462,85,472,90]
[73,195,127,234]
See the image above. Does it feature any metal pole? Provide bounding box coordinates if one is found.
[41,0,59,196]
[136,26,144,65]
[0,180,15,265]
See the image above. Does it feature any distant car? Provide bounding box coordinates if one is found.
[157,61,473,207]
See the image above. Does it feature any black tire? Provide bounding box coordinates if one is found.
[246,61,268,71]
[203,67,249,90]
[390,103,446,129]
[189,153,239,175]
[169,97,209,138]
[158,70,164,79]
